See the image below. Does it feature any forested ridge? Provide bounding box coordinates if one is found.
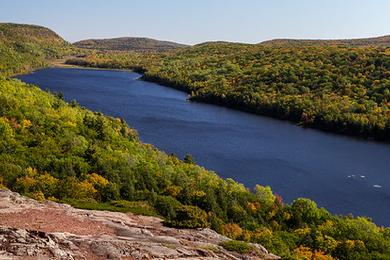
[74,37,188,52]
[67,40,390,141]
[0,23,73,76]
[1,23,390,259]
[260,35,390,47]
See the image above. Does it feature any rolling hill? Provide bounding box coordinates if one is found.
[261,35,390,47]
[73,37,188,52]
[0,23,72,75]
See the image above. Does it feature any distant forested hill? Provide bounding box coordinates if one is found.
[0,23,72,76]
[261,35,390,47]
[67,40,390,141]
[73,37,188,52]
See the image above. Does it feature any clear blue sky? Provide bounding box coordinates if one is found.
[1,0,389,44]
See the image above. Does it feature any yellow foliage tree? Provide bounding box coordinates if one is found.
[294,246,333,260]
[221,223,243,240]
[164,185,182,197]
[78,180,97,199]
[21,119,32,129]
[15,167,59,197]
[87,173,109,187]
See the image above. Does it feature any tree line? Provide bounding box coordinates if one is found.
[67,43,390,141]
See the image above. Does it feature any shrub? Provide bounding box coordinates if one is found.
[154,195,182,220]
[220,240,254,254]
[31,191,45,201]
[168,205,210,228]
[0,177,7,190]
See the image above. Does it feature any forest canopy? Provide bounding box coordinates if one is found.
[2,76,390,259]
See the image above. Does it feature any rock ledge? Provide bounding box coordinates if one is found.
[0,190,279,259]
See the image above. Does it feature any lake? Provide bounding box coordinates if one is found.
[17,68,390,226]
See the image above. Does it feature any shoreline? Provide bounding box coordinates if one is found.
[48,57,134,72]
[53,60,390,143]
[140,75,389,144]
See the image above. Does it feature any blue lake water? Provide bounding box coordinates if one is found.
[17,68,390,226]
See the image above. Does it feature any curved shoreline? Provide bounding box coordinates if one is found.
[60,59,390,143]
[140,74,390,143]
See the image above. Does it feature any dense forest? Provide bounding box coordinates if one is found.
[2,23,390,259]
[74,37,188,52]
[2,71,390,260]
[67,41,390,141]
[261,35,390,47]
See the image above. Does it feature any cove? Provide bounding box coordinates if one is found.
[17,68,390,226]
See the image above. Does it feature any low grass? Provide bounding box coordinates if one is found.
[61,198,159,217]
[219,240,255,254]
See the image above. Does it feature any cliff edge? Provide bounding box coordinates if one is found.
[0,190,279,259]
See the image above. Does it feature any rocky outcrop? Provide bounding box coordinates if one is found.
[0,190,279,259]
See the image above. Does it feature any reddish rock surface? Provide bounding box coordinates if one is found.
[0,190,279,259]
